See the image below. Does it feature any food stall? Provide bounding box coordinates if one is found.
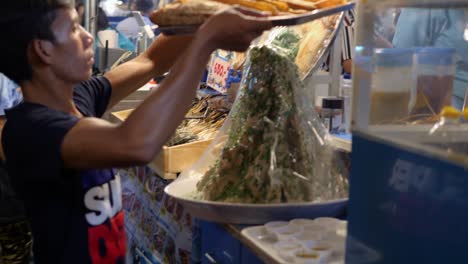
[100,0,468,262]
[104,0,359,263]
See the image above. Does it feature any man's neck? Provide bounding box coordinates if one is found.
[21,73,82,117]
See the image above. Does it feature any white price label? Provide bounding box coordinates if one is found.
[207,55,231,94]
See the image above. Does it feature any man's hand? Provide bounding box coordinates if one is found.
[198,8,273,52]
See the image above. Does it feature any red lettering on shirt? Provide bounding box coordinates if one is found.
[88,211,126,264]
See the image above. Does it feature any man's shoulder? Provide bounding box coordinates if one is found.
[6,102,57,122]
[4,103,78,139]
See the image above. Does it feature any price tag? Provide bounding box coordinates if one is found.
[206,52,232,94]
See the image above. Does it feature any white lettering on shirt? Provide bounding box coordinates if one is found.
[84,175,122,226]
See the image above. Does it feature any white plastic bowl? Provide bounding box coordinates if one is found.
[314,217,345,231]
[264,221,289,235]
[293,230,323,249]
[275,240,303,262]
[290,218,320,228]
[273,224,303,241]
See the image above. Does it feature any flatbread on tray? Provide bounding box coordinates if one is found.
[150,0,228,26]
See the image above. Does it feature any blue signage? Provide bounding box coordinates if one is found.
[346,131,468,263]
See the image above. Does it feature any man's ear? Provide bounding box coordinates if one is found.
[31,39,54,65]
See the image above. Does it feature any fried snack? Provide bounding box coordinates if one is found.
[310,0,346,8]
[281,0,316,11]
[295,19,329,77]
[212,0,279,14]
[287,8,308,14]
[263,0,289,12]
[150,0,228,26]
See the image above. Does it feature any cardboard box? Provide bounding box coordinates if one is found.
[111,109,213,180]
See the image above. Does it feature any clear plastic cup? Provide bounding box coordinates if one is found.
[412,47,455,117]
[370,48,415,124]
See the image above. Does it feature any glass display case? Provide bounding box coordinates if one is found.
[351,0,468,155]
[346,2,468,263]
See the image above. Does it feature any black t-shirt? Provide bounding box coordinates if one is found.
[2,77,126,264]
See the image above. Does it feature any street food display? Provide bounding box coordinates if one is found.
[162,7,348,223]
[194,45,348,203]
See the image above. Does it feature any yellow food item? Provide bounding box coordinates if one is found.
[287,8,308,14]
[263,0,289,11]
[311,0,346,8]
[150,0,228,26]
[212,0,279,14]
[281,0,316,10]
[296,252,320,259]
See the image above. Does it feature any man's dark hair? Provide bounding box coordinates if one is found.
[0,0,75,84]
[135,0,153,14]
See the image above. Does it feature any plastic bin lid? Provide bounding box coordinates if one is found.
[374,48,413,67]
[414,47,456,66]
[354,56,373,72]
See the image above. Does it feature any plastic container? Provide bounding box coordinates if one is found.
[273,224,303,241]
[309,241,334,260]
[292,230,323,249]
[313,217,345,231]
[341,73,353,133]
[321,97,344,133]
[290,218,318,228]
[412,48,455,117]
[264,221,289,236]
[370,48,415,124]
[275,240,303,262]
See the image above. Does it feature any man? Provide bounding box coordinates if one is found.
[116,0,155,41]
[0,1,271,263]
[322,9,355,74]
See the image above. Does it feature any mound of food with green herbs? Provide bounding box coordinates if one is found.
[196,46,316,203]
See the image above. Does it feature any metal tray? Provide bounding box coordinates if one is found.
[294,11,345,80]
[158,2,355,35]
[164,175,347,224]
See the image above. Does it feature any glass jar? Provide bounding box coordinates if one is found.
[370,48,415,125]
[321,97,344,134]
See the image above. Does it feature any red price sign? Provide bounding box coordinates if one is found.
[207,56,231,94]
[213,62,227,77]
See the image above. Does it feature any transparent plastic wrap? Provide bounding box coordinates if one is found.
[164,15,348,223]
[253,14,343,79]
[179,44,348,204]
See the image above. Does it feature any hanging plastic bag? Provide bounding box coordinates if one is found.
[178,38,348,204]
